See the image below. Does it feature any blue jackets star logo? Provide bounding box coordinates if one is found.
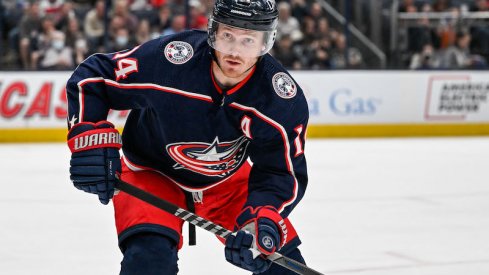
[166,136,249,177]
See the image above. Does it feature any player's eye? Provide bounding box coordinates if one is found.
[242,37,256,46]
[222,32,233,41]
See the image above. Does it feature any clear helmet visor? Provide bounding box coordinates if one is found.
[208,18,277,58]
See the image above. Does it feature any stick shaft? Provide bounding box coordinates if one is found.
[115,177,324,275]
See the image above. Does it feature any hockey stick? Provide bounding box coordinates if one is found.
[114,177,324,275]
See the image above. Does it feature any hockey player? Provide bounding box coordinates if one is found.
[66,0,309,273]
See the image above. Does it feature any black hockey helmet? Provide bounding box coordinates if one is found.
[212,0,278,31]
[208,0,279,56]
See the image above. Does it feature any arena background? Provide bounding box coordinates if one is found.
[0,1,488,275]
[1,0,489,140]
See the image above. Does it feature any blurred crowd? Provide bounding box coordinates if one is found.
[0,0,487,70]
[0,0,365,70]
[399,0,489,69]
[271,0,365,69]
[0,0,207,70]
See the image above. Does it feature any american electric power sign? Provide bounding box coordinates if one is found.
[425,75,489,121]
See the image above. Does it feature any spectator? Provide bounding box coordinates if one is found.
[18,1,42,69]
[290,0,308,22]
[272,34,303,69]
[440,30,487,69]
[276,2,302,42]
[130,0,150,11]
[420,2,432,12]
[409,43,441,70]
[54,1,76,30]
[308,2,325,24]
[65,16,87,65]
[3,0,25,38]
[83,0,104,52]
[407,7,435,53]
[107,27,136,52]
[470,0,489,11]
[112,0,138,32]
[135,19,152,45]
[38,30,74,70]
[31,15,64,69]
[162,14,186,36]
[71,0,96,9]
[432,0,453,12]
[150,0,166,9]
[330,33,364,69]
[167,0,186,16]
[3,0,27,66]
[189,0,208,30]
[301,15,316,45]
[470,0,489,60]
[306,36,332,69]
[39,0,64,16]
[316,17,337,41]
[199,0,214,15]
[109,15,125,38]
[398,0,415,12]
[153,4,171,33]
[436,15,457,49]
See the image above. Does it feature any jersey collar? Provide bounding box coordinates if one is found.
[210,63,256,95]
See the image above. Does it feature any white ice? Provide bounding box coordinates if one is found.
[1,138,488,275]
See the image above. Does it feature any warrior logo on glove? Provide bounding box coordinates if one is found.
[71,132,122,151]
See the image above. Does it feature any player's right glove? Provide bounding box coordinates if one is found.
[67,121,122,204]
[225,206,287,273]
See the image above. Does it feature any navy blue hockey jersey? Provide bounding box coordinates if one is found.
[66,30,309,218]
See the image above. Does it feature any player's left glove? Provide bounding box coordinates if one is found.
[225,206,287,274]
[67,121,122,204]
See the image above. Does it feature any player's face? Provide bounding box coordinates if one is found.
[214,25,265,57]
[214,26,263,78]
[214,48,259,79]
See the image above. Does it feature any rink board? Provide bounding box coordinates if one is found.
[1,71,488,142]
[1,124,489,142]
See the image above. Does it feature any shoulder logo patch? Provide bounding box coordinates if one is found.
[164,41,193,64]
[272,72,297,99]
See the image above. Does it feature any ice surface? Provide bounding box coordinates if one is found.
[1,138,488,274]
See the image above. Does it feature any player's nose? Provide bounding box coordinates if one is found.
[229,51,241,58]
[226,42,243,57]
